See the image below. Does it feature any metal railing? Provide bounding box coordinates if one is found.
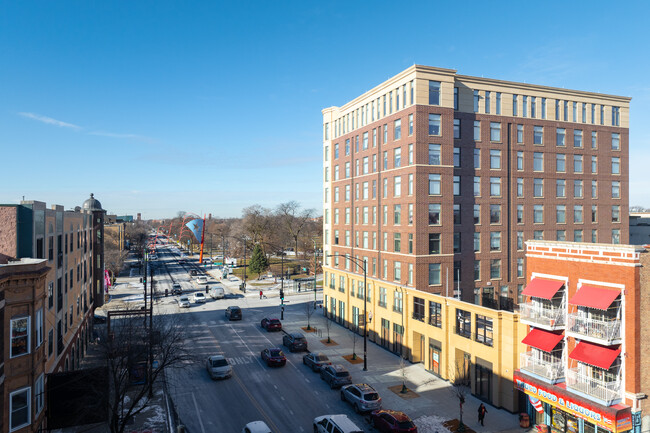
[520,352,564,382]
[519,300,565,328]
[566,368,621,404]
[567,314,621,343]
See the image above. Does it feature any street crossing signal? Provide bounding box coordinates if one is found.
[280,289,284,301]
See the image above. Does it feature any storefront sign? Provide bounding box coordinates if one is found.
[514,372,632,432]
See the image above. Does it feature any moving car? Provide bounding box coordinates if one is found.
[206,355,232,379]
[225,306,242,321]
[282,333,308,352]
[193,292,206,303]
[178,295,190,308]
[341,383,382,413]
[196,276,208,284]
[171,283,182,295]
[260,348,286,367]
[209,286,225,299]
[370,410,418,433]
[320,364,352,389]
[242,421,272,433]
[260,317,282,332]
[302,353,332,372]
[313,415,364,433]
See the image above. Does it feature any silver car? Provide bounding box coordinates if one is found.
[340,383,382,413]
[206,355,232,379]
[178,295,191,308]
[320,364,352,389]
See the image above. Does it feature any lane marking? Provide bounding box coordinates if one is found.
[191,392,207,433]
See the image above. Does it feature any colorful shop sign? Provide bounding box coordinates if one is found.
[514,371,632,432]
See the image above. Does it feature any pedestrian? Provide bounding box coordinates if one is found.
[259,290,263,300]
[478,403,487,426]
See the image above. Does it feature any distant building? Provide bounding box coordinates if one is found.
[629,212,650,246]
[0,194,105,432]
[516,240,648,433]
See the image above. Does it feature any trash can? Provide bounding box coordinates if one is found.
[519,413,530,428]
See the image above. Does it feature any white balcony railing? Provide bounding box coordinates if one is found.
[566,314,621,343]
[519,300,565,328]
[566,368,621,404]
[520,352,564,382]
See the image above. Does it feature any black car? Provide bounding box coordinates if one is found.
[171,283,182,295]
[225,306,242,321]
[282,333,308,352]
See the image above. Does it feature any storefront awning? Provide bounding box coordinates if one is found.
[569,285,620,310]
[522,278,564,299]
[521,328,564,352]
[569,341,621,370]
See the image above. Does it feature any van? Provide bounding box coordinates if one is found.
[209,286,225,299]
[313,415,363,433]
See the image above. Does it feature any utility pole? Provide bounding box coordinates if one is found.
[313,239,318,303]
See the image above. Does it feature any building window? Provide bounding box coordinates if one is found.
[453,87,459,110]
[408,174,413,195]
[490,204,501,224]
[556,154,566,172]
[612,181,620,199]
[512,94,518,116]
[574,155,583,173]
[394,176,402,197]
[454,204,461,224]
[429,301,442,327]
[429,174,441,195]
[517,124,524,143]
[612,229,620,244]
[394,119,402,140]
[612,106,620,126]
[429,204,441,225]
[485,91,491,114]
[556,128,565,146]
[574,229,583,242]
[612,157,620,174]
[490,122,501,142]
[557,205,566,224]
[474,232,481,252]
[429,81,441,105]
[454,232,461,253]
[408,144,414,165]
[612,132,620,150]
[456,309,472,338]
[564,100,569,121]
[490,232,501,251]
[429,263,441,285]
[591,156,597,174]
[592,205,598,222]
[496,92,501,114]
[474,149,481,169]
[408,114,413,135]
[379,287,387,308]
[474,90,479,112]
[490,149,501,169]
[35,308,43,348]
[612,205,620,223]
[35,374,44,415]
[453,147,460,167]
[541,97,546,119]
[474,260,481,280]
[531,96,536,118]
[574,205,584,223]
[592,229,598,243]
[523,95,528,117]
[574,180,583,198]
[454,119,460,139]
[582,103,587,123]
[490,259,501,279]
[532,204,544,223]
[474,204,481,224]
[557,180,566,198]
[413,297,425,321]
[557,230,566,241]
[476,315,493,346]
[533,179,544,197]
[429,144,441,165]
[474,177,481,196]
[384,124,388,143]
[474,121,481,141]
[393,290,403,312]
[429,114,441,135]
[517,231,524,250]
[394,204,401,225]
[9,387,31,431]
[453,176,460,195]
[534,126,543,144]
[533,152,544,171]
[517,151,523,170]
[11,317,30,358]
[490,177,501,197]
[574,130,583,148]
[573,101,578,122]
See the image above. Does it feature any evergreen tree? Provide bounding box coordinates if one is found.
[249,244,269,277]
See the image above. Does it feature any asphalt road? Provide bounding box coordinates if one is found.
[151,244,367,433]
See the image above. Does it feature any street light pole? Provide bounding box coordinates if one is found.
[313,239,318,303]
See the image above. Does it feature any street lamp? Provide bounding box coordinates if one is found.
[327,254,368,371]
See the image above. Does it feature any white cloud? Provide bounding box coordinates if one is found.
[88,131,155,143]
[18,112,82,130]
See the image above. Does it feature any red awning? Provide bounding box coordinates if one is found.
[569,342,621,370]
[569,285,620,310]
[522,278,564,299]
[521,328,564,352]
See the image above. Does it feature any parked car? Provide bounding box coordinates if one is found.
[196,276,208,284]
[320,364,352,389]
[171,283,182,295]
[225,306,242,321]
[190,270,198,276]
[260,348,286,367]
[313,415,364,433]
[209,286,225,299]
[242,421,272,433]
[282,333,308,352]
[370,410,418,433]
[302,353,332,372]
[178,295,191,308]
[341,383,382,413]
[206,355,232,379]
[260,317,282,332]
[193,292,206,303]
[149,255,158,260]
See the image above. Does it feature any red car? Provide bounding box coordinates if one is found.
[370,410,417,433]
[261,317,282,332]
[261,348,286,367]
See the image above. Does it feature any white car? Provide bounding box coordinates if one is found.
[206,355,232,380]
[242,421,272,433]
[193,292,206,303]
[196,276,208,285]
[178,295,190,308]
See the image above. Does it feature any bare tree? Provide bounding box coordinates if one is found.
[125,221,149,253]
[241,205,273,244]
[350,325,359,360]
[324,312,333,344]
[305,301,315,330]
[276,201,315,258]
[104,229,128,283]
[96,314,192,433]
[399,356,409,393]
[449,362,472,431]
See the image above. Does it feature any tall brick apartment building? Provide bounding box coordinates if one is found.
[0,195,105,432]
[321,65,630,307]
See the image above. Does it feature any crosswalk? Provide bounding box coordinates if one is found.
[226,356,255,365]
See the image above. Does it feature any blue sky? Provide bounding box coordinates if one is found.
[1,1,648,219]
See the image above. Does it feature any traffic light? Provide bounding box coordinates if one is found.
[279,289,284,301]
